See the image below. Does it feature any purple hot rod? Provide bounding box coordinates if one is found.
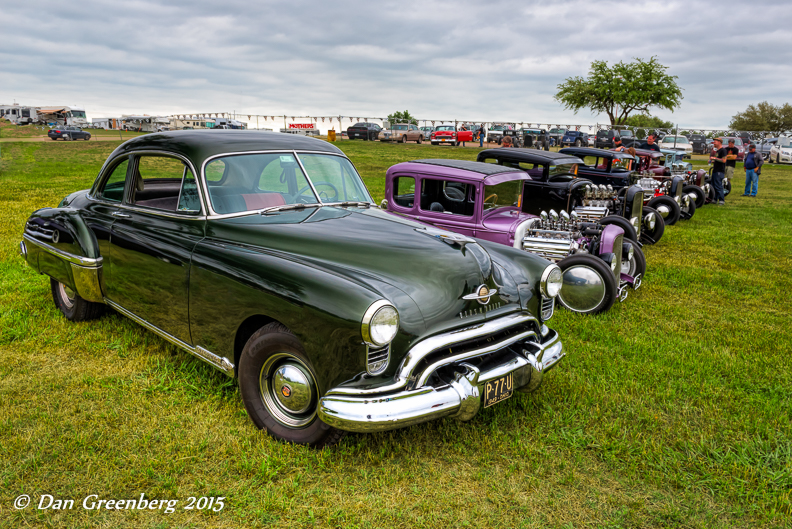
[383,159,646,314]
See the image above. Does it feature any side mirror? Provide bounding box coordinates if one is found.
[380,199,388,210]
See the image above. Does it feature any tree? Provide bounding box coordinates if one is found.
[729,101,792,135]
[387,110,418,126]
[621,114,674,130]
[555,57,683,126]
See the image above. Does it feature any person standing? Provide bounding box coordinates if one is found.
[709,138,727,205]
[613,136,625,151]
[724,138,739,184]
[478,123,485,148]
[639,134,661,152]
[742,144,763,197]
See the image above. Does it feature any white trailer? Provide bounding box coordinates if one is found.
[36,106,88,127]
[0,105,37,124]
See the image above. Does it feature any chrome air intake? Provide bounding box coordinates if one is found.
[521,236,574,262]
[582,184,618,209]
[573,205,609,221]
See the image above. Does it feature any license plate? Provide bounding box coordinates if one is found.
[483,373,513,408]
[354,134,360,137]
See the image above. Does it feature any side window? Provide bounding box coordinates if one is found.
[581,156,603,169]
[131,155,194,212]
[393,176,415,208]
[205,159,226,183]
[420,178,475,216]
[99,158,129,202]
[177,170,201,212]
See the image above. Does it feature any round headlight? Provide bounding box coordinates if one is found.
[361,301,399,346]
[540,264,563,298]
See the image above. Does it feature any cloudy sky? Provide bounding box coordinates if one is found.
[1,0,790,129]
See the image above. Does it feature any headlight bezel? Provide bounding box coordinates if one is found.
[361,300,399,347]
[540,264,563,298]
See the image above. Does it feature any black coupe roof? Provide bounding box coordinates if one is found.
[108,130,344,168]
[477,148,583,165]
[559,147,634,159]
[410,159,522,175]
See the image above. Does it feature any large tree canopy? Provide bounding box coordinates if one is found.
[387,110,418,126]
[555,57,683,126]
[729,101,792,136]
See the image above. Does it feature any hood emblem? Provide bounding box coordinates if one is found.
[415,227,476,249]
[463,284,497,305]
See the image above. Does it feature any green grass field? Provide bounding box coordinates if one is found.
[1,138,790,528]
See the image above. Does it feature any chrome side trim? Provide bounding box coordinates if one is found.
[22,233,102,267]
[71,263,104,302]
[325,312,538,396]
[104,299,235,376]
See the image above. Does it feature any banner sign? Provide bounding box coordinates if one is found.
[288,123,316,130]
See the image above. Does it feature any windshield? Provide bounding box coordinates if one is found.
[70,111,86,118]
[436,125,455,131]
[297,154,372,203]
[727,138,743,146]
[618,130,633,137]
[662,136,689,144]
[393,125,408,130]
[483,179,523,212]
[778,137,792,147]
[612,157,633,171]
[548,163,578,178]
[490,125,506,131]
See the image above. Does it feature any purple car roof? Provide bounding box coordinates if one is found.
[396,159,527,185]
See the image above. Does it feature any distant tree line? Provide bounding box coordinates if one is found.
[729,102,792,136]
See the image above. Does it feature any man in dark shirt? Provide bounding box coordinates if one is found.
[709,138,727,205]
[742,144,763,197]
[613,136,625,151]
[639,134,661,152]
[724,138,739,183]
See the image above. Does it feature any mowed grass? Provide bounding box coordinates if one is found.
[1,138,791,528]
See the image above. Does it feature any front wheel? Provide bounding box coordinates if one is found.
[679,194,697,220]
[574,139,582,147]
[417,135,422,144]
[599,215,638,243]
[556,254,618,315]
[683,185,706,209]
[640,206,665,245]
[646,195,681,226]
[50,278,105,321]
[238,322,344,447]
[622,242,647,288]
[401,135,407,143]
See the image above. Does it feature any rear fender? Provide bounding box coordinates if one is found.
[22,207,104,302]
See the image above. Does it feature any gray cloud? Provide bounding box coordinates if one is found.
[1,0,791,128]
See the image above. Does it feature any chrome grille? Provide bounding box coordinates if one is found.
[632,191,644,236]
[541,296,555,321]
[612,233,623,279]
[366,344,390,375]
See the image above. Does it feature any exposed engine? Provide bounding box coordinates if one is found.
[574,184,618,221]
[520,209,598,263]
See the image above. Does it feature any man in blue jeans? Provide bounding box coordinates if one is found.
[709,137,727,205]
[742,144,763,196]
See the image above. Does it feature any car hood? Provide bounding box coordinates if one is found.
[206,206,517,333]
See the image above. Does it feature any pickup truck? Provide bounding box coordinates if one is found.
[430,125,474,146]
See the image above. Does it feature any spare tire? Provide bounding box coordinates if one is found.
[646,195,681,226]
[556,254,618,315]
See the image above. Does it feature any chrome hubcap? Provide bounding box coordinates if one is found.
[58,282,76,309]
[644,212,656,230]
[259,354,317,428]
[557,265,606,313]
[656,205,671,218]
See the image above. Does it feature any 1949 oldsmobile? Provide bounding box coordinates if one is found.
[20,131,565,447]
[382,159,646,315]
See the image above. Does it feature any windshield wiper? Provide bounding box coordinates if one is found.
[331,201,373,208]
[260,203,322,215]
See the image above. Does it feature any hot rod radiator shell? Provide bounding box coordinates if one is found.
[521,236,573,262]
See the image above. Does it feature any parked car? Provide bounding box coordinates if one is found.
[419,126,435,138]
[757,138,777,160]
[658,135,693,155]
[346,122,382,140]
[595,129,638,149]
[631,149,697,221]
[689,134,709,154]
[734,131,753,146]
[20,130,565,446]
[486,124,513,144]
[657,149,711,207]
[378,123,424,143]
[546,128,567,146]
[48,126,91,141]
[769,136,792,164]
[559,147,666,244]
[431,125,474,146]
[560,130,590,147]
[384,159,644,313]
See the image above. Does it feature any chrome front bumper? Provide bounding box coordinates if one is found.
[317,328,563,433]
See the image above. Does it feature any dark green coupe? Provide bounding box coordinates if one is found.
[20,131,564,447]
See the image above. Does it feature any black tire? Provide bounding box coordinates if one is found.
[50,137,57,140]
[556,254,618,315]
[707,183,716,202]
[640,206,665,245]
[50,278,105,321]
[497,138,502,145]
[574,139,582,147]
[401,135,407,144]
[431,142,438,146]
[646,195,681,226]
[777,154,781,164]
[683,185,706,209]
[679,194,697,220]
[724,179,732,197]
[622,242,647,288]
[84,135,91,141]
[599,215,638,243]
[417,135,422,144]
[238,322,344,448]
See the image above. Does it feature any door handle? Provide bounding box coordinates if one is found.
[111,212,131,218]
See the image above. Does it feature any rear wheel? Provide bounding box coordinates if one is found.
[417,135,422,144]
[574,139,582,147]
[599,215,638,243]
[640,206,665,245]
[556,254,618,315]
[724,179,732,196]
[646,195,681,226]
[683,185,706,209]
[238,323,344,447]
[50,278,105,322]
[401,135,407,143]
